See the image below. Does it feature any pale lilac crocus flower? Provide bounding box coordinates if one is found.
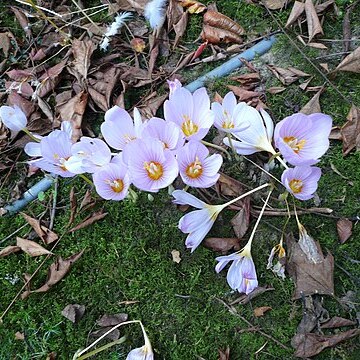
[223,104,275,155]
[176,141,222,188]
[281,166,321,200]
[141,117,185,151]
[173,183,270,252]
[167,78,182,98]
[164,87,214,141]
[211,92,249,133]
[0,104,27,135]
[215,247,258,294]
[126,323,154,360]
[125,138,179,192]
[101,106,143,150]
[274,113,332,166]
[93,162,130,201]
[65,137,111,174]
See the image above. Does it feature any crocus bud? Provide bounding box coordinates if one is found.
[0,105,27,135]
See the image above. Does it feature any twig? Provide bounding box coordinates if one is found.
[49,176,58,230]
[251,207,334,217]
[214,297,291,350]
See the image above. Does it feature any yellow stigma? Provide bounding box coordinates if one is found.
[222,111,234,129]
[186,156,203,179]
[283,136,306,153]
[58,157,69,172]
[289,179,303,194]
[123,134,137,143]
[144,161,163,180]
[181,115,198,137]
[108,179,124,193]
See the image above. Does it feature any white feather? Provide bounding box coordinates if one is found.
[144,0,167,31]
[100,12,132,51]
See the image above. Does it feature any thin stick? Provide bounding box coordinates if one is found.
[243,156,282,185]
[49,176,58,230]
[215,297,291,350]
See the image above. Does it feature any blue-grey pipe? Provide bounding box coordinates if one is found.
[185,35,277,92]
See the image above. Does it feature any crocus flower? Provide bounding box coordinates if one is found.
[281,166,321,200]
[267,240,286,279]
[215,247,258,294]
[167,78,182,97]
[274,113,332,166]
[176,141,222,188]
[126,324,154,360]
[93,163,130,201]
[101,106,143,150]
[65,137,111,174]
[223,104,275,155]
[211,92,249,133]
[164,87,214,141]
[0,104,27,135]
[172,190,226,252]
[141,117,184,151]
[126,138,178,192]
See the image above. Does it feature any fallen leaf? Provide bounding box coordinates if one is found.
[227,85,260,101]
[32,250,84,293]
[230,286,275,305]
[292,329,360,358]
[0,32,11,57]
[137,93,167,118]
[267,65,310,85]
[79,189,94,210]
[68,211,108,232]
[218,346,230,360]
[263,0,286,10]
[337,218,353,243]
[203,237,241,253]
[16,237,53,257]
[285,1,305,28]
[173,11,188,47]
[21,213,58,245]
[90,328,120,341]
[201,24,243,44]
[305,0,324,42]
[315,0,335,13]
[286,233,334,299]
[11,7,31,38]
[335,47,360,73]
[307,42,328,49]
[37,60,67,98]
[0,245,21,257]
[300,88,323,115]
[179,0,207,14]
[171,249,182,263]
[96,313,128,327]
[217,173,245,197]
[130,38,146,53]
[340,104,360,155]
[253,306,272,317]
[342,5,351,54]
[321,316,357,329]
[71,39,96,81]
[14,332,25,340]
[46,352,56,360]
[319,63,329,72]
[61,304,86,323]
[230,199,250,239]
[267,86,286,94]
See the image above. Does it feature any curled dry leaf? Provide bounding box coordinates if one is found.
[130,38,146,53]
[267,65,310,86]
[263,0,286,10]
[203,237,241,253]
[178,0,207,14]
[21,213,58,245]
[16,237,53,257]
[321,316,357,329]
[32,250,84,294]
[305,0,324,42]
[336,218,353,244]
[204,10,245,35]
[300,88,323,115]
[201,24,243,44]
[14,332,25,340]
[0,32,11,57]
[0,245,21,257]
[217,173,245,198]
[61,304,86,323]
[230,198,250,239]
[227,85,260,102]
[340,104,360,155]
[335,47,360,73]
[267,86,286,94]
[96,313,128,327]
[285,1,305,28]
[37,60,67,98]
[230,286,275,305]
[171,249,182,263]
[71,39,96,81]
[253,306,272,317]
[218,346,230,360]
[68,210,108,233]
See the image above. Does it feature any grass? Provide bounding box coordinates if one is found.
[1,0,360,359]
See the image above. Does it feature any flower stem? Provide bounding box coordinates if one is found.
[22,128,40,142]
[226,133,239,160]
[201,140,231,161]
[79,174,93,186]
[223,182,271,208]
[275,154,289,169]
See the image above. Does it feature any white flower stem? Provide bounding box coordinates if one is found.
[275,154,289,169]
[226,133,239,160]
[222,182,271,208]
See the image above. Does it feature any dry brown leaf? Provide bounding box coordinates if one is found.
[335,47,360,73]
[171,249,182,263]
[137,93,167,118]
[336,218,353,244]
[263,0,286,10]
[218,346,230,360]
[90,327,120,341]
[267,86,286,94]
[217,173,245,197]
[315,0,335,13]
[305,0,324,42]
[342,5,351,54]
[96,313,128,327]
[167,0,184,30]
[11,7,31,38]
[321,316,357,329]
[293,329,360,358]
[56,91,88,142]
[21,213,58,245]
[227,85,259,101]
[32,250,84,293]
[0,245,21,257]
[286,233,334,299]
[61,304,86,323]
[340,104,360,155]
[319,63,329,72]
[179,0,207,14]
[267,65,310,85]
[71,39,96,80]
[285,1,305,28]
[253,306,272,317]
[230,198,250,239]
[68,211,108,233]
[203,237,241,253]
[307,42,328,49]
[16,237,53,257]
[130,38,146,53]
[231,286,275,305]
[37,60,67,98]
[173,11,188,47]
[0,32,11,57]
[204,10,245,35]
[201,24,243,44]
[14,332,25,340]
[300,88,323,115]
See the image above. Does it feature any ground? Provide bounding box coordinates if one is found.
[0,1,359,359]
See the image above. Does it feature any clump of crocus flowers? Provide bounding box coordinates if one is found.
[0,79,333,297]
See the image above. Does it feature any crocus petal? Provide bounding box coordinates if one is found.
[185,218,214,252]
[24,142,42,157]
[172,190,207,208]
[227,258,243,290]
